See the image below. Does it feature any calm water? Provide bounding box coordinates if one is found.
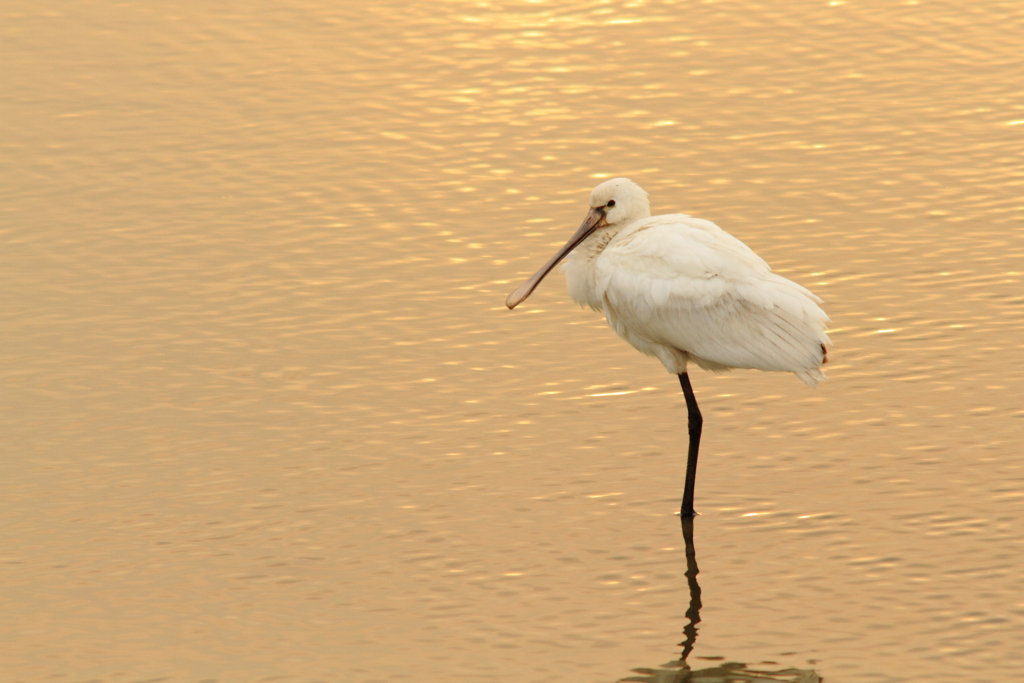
[3,1,1024,681]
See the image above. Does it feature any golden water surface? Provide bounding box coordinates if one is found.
[3,1,1024,681]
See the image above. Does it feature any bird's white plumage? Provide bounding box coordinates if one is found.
[505,178,830,515]
[560,179,830,387]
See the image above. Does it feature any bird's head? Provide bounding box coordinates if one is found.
[505,178,651,309]
[588,177,651,227]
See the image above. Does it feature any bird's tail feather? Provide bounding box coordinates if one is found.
[794,366,827,388]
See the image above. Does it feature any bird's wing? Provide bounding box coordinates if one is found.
[595,215,830,381]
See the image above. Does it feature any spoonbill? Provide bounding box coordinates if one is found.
[506,178,830,517]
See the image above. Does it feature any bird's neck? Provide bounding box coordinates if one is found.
[571,225,620,263]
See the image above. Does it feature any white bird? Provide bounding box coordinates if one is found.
[506,178,830,516]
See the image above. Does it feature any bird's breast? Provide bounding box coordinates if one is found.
[562,251,604,311]
[561,227,624,311]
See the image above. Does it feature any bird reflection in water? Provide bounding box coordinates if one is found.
[617,519,822,683]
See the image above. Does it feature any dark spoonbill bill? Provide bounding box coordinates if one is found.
[506,178,830,517]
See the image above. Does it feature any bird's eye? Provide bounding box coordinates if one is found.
[606,200,616,208]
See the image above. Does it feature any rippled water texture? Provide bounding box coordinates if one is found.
[3,1,1024,681]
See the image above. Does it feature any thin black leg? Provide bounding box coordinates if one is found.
[678,373,702,517]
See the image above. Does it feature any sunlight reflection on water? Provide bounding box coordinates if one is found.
[3,0,1024,681]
